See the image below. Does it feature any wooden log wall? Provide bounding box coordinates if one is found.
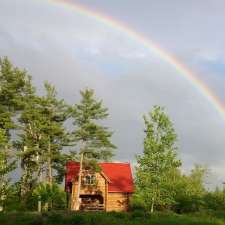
[71,171,107,210]
[71,170,132,212]
[106,193,130,212]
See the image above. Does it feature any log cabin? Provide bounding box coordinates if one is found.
[65,161,134,211]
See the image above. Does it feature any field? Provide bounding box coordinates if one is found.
[0,211,225,225]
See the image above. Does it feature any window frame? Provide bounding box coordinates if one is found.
[83,174,96,185]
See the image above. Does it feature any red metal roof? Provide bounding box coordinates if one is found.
[65,161,134,193]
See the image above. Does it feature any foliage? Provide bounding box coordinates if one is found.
[135,106,181,213]
[0,128,16,211]
[0,129,16,178]
[0,149,16,209]
[17,82,70,177]
[172,165,208,213]
[203,187,225,211]
[0,57,31,131]
[0,57,225,215]
[0,57,33,210]
[0,211,224,225]
[16,81,70,211]
[71,88,116,162]
[32,183,66,210]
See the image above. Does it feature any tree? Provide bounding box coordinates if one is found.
[0,57,33,132]
[32,183,66,211]
[17,82,70,211]
[135,106,181,213]
[39,82,70,187]
[0,129,16,211]
[0,57,33,211]
[173,165,208,213]
[72,89,116,161]
[204,187,225,211]
[71,88,116,210]
[16,89,45,211]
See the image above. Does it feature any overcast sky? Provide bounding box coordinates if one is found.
[1,0,225,187]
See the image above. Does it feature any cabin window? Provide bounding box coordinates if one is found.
[84,175,95,185]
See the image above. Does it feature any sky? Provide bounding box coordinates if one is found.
[0,0,225,187]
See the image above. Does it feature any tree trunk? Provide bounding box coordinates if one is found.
[47,140,53,186]
[150,197,154,213]
[45,140,52,211]
[38,200,42,213]
[36,150,42,213]
[20,146,27,200]
[0,146,8,212]
[75,151,84,211]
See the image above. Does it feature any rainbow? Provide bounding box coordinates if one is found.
[41,0,225,119]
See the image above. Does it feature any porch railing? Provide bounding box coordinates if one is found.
[81,203,104,211]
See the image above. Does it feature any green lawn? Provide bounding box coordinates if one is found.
[0,211,224,225]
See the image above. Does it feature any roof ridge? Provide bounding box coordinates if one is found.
[67,161,131,164]
[100,162,130,164]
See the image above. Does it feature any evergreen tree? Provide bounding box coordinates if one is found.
[16,91,45,211]
[0,57,33,132]
[0,129,16,211]
[135,106,181,213]
[71,89,116,161]
[0,57,33,210]
[17,82,70,211]
[40,82,70,187]
[71,88,116,210]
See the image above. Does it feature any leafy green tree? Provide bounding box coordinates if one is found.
[135,106,181,213]
[71,88,116,210]
[204,187,225,211]
[173,165,208,213]
[32,183,66,211]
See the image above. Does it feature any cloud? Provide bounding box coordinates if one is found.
[1,0,225,186]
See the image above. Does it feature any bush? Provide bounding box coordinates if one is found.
[130,210,146,219]
[0,211,224,225]
[32,183,66,211]
[203,191,225,211]
[129,195,146,211]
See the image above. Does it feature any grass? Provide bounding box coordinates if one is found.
[0,211,224,225]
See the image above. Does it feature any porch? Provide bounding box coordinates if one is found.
[79,194,105,211]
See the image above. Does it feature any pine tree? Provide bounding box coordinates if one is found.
[40,82,70,192]
[0,129,16,211]
[16,92,45,211]
[0,57,33,132]
[71,88,116,210]
[17,82,70,211]
[72,89,116,160]
[135,106,181,213]
[0,57,33,210]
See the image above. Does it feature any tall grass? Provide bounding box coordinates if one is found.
[0,211,224,225]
